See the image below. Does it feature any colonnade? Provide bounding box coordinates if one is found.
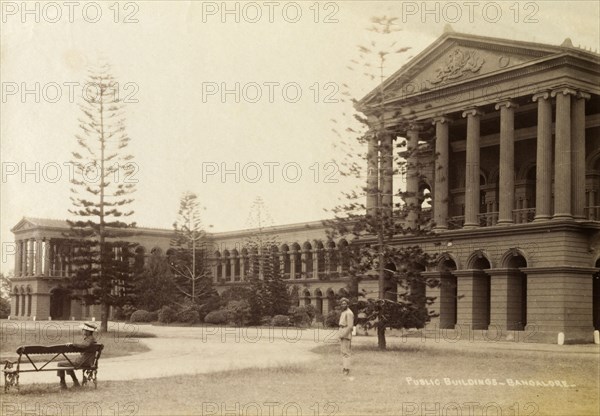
[13,238,72,278]
[366,88,591,229]
[213,242,350,282]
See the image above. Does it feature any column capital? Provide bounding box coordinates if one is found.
[462,108,484,118]
[494,100,519,110]
[407,122,424,133]
[532,91,551,102]
[576,91,591,100]
[432,116,452,125]
[550,87,577,97]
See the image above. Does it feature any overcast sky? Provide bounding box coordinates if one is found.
[1,1,599,273]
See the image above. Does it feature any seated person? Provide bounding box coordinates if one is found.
[57,322,98,389]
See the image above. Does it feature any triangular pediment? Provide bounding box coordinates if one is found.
[359,32,570,106]
[11,218,37,233]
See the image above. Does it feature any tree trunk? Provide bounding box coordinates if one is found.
[377,325,386,350]
[100,303,109,332]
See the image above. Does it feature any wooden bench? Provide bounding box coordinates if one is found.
[2,344,104,392]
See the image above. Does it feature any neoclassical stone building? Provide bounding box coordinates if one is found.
[9,31,600,343]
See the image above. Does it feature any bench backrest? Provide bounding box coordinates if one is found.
[15,344,104,369]
[16,344,104,355]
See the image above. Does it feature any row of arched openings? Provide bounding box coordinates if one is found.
[213,240,350,282]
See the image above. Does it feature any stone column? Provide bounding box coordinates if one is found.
[35,239,42,276]
[533,92,553,221]
[572,91,590,219]
[462,109,483,228]
[27,239,35,275]
[381,133,394,219]
[43,240,50,276]
[495,101,518,225]
[551,88,576,220]
[366,133,379,216]
[15,240,22,277]
[21,241,27,276]
[433,117,450,230]
[406,126,420,229]
[454,270,490,330]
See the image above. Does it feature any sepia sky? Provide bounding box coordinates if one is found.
[1,1,599,273]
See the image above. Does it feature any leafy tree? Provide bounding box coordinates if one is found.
[0,273,11,318]
[327,16,438,349]
[67,63,137,332]
[132,249,178,311]
[168,192,219,307]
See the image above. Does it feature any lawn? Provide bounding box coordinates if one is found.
[2,340,597,416]
[0,321,153,362]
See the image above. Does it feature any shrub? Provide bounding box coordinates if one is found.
[324,310,341,328]
[147,311,159,321]
[260,316,272,326]
[113,305,136,321]
[130,309,155,323]
[204,309,228,325]
[177,308,200,325]
[288,306,311,327]
[158,305,178,324]
[271,315,290,327]
[302,304,317,322]
[225,300,251,326]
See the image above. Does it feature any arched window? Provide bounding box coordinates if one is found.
[327,241,338,276]
[303,242,313,277]
[339,240,349,272]
[232,249,240,281]
[214,251,222,281]
[223,250,231,280]
[281,244,290,278]
[316,242,325,275]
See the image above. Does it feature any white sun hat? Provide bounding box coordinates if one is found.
[80,322,98,332]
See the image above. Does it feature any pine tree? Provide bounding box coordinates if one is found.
[168,192,218,307]
[67,63,137,332]
[243,197,290,322]
[327,16,438,349]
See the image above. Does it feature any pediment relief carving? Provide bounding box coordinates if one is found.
[429,48,485,85]
[385,43,546,98]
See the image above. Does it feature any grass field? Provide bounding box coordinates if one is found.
[2,340,597,416]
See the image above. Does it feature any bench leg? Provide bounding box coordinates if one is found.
[82,369,97,389]
[4,372,19,392]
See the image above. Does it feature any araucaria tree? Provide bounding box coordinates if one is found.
[243,197,291,323]
[327,16,439,350]
[168,192,218,307]
[68,63,137,332]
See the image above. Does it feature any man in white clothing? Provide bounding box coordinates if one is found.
[338,297,354,376]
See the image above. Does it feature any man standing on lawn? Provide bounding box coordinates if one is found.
[57,322,98,389]
[338,298,354,376]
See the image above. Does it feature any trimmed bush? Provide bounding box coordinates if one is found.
[225,300,251,326]
[260,316,272,326]
[271,315,290,327]
[177,308,200,324]
[288,306,311,327]
[204,309,228,325]
[324,310,341,328]
[114,305,137,321]
[158,305,178,323]
[130,309,155,323]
